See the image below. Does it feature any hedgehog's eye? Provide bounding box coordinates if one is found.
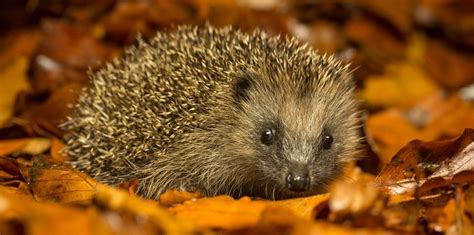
[322,134,333,150]
[261,128,275,146]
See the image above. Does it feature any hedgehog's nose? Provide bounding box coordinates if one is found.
[285,166,310,192]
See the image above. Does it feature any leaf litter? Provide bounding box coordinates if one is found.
[0,0,474,234]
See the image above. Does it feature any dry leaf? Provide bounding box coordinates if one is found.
[360,62,439,108]
[2,156,200,234]
[344,16,405,76]
[169,193,330,231]
[170,196,269,230]
[424,40,474,90]
[50,138,69,162]
[159,190,203,207]
[0,58,30,126]
[0,181,32,197]
[273,194,329,220]
[291,20,346,54]
[19,82,84,136]
[359,34,440,109]
[375,129,474,196]
[0,30,42,69]
[28,158,97,205]
[425,187,474,235]
[329,167,380,216]
[0,138,50,156]
[94,183,199,235]
[325,167,388,228]
[350,0,413,34]
[417,0,474,49]
[0,193,112,235]
[367,93,474,165]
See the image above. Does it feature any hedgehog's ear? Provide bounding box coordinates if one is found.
[233,73,252,104]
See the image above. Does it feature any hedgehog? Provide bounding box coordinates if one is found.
[62,25,361,200]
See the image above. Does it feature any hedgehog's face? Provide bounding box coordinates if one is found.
[229,69,360,199]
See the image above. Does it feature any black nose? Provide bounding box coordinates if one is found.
[285,171,310,192]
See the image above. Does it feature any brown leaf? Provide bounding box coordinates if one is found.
[0,157,19,180]
[102,1,184,43]
[159,190,203,207]
[424,186,474,235]
[37,20,114,70]
[0,29,42,69]
[375,128,474,196]
[0,186,200,235]
[26,19,118,95]
[0,58,30,126]
[18,82,84,136]
[50,138,69,162]
[382,199,422,232]
[417,0,474,49]
[359,61,439,108]
[289,20,346,54]
[28,157,97,205]
[326,167,387,228]
[93,183,199,234]
[350,0,413,34]
[170,196,269,230]
[230,206,396,235]
[0,181,32,197]
[425,40,474,90]
[343,16,406,76]
[3,156,200,234]
[0,192,112,235]
[329,167,380,215]
[169,193,330,231]
[273,194,330,220]
[367,93,474,165]
[0,138,50,156]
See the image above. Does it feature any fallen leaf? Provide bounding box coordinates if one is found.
[50,138,69,162]
[425,186,474,235]
[94,183,199,235]
[0,29,42,69]
[273,194,329,220]
[37,20,114,70]
[367,93,474,165]
[159,190,203,207]
[329,167,380,215]
[344,16,406,76]
[0,138,50,156]
[290,20,346,54]
[231,206,396,235]
[425,40,474,90]
[0,156,19,180]
[382,199,422,232]
[170,196,269,230]
[169,192,330,231]
[326,167,387,228]
[0,193,112,235]
[350,0,413,34]
[375,128,474,196]
[28,157,97,205]
[359,34,440,109]
[18,82,84,136]
[0,58,30,126]
[417,0,474,49]
[2,156,200,234]
[360,62,439,108]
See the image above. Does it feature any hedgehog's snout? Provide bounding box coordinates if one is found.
[285,162,310,192]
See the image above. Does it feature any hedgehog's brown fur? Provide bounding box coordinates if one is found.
[63,25,361,200]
